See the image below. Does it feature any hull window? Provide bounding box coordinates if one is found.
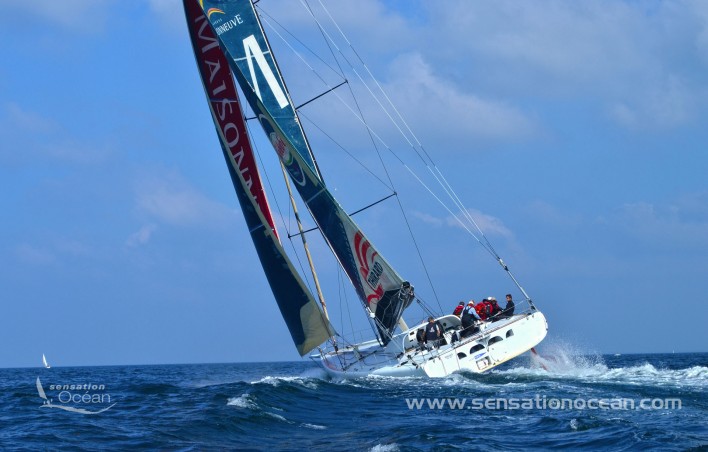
[488,336,503,345]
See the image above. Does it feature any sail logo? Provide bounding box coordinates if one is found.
[36,377,116,415]
[367,261,384,287]
[213,14,243,32]
[269,131,306,186]
[354,232,384,303]
[189,4,281,237]
[242,35,290,109]
[206,7,225,18]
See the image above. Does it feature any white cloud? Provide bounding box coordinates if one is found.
[524,200,582,228]
[449,208,513,239]
[2,103,58,134]
[411,211,444,227]
[0,0,114,32]
[0,102,111,165]
[424,0,708,130]
[126,224,158,248]
[15,244,56,265]
[412,207,512,239]
[609,75,694,129]
[604,193,708,249]
[149,0,187,32]
[384,53,537,143]
[134,170,235,228]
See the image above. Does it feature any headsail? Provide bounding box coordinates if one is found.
[198,0,414,343]
[184,0,333,355]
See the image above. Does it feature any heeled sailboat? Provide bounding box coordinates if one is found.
[183,0,547,377]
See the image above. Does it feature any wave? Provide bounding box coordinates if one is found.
[596,364,707,387]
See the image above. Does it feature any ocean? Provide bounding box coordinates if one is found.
[1,347,706,451]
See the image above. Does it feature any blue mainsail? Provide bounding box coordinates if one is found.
[198,0,414,343]
[184,0,333,355]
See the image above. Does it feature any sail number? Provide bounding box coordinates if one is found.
[243,35,289,109]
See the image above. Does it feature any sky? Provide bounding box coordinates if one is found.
[1,0,707,368]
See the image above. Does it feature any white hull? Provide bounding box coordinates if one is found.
[313,311,548,378]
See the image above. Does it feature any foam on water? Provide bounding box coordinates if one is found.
[370,444,400,452]
[302,423,327,430]
[250,375,319,389]
[227,393,258,409]
[265,412,289,422]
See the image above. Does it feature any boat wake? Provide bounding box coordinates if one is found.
[495,341,707,389]
[528,341,608,376]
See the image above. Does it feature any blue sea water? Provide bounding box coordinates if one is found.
[1,347,706,451]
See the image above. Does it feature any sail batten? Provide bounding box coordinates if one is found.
[198,0,414,343]
[184,0,333,355]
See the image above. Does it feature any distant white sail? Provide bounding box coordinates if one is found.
[42,354,50,369]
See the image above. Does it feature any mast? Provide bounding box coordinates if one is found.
[280,162,330,321]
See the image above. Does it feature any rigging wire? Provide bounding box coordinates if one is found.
[297,111,393,191]
[258,1,533,321]
[300,0,444,313]
[310,0,532,297]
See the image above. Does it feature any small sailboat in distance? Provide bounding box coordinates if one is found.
[42,354,51,369]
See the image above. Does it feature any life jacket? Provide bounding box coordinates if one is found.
[475,303,488,320]
[453,305,464,316]
[483,301,494,317]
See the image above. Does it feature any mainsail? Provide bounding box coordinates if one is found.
[197,0,414,343]
[184,0,333,355]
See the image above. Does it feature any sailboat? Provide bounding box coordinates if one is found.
[183,0,547,377]
[42,354,50,369]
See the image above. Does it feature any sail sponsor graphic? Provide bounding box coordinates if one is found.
[268,128,306,186]
[188,0,277,237]
[199,0,319,178]
[354,232,385,304]
[206,7,225,18]
[185,0,332,355]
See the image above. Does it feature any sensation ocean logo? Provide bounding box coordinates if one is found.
[36,377,116,415]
